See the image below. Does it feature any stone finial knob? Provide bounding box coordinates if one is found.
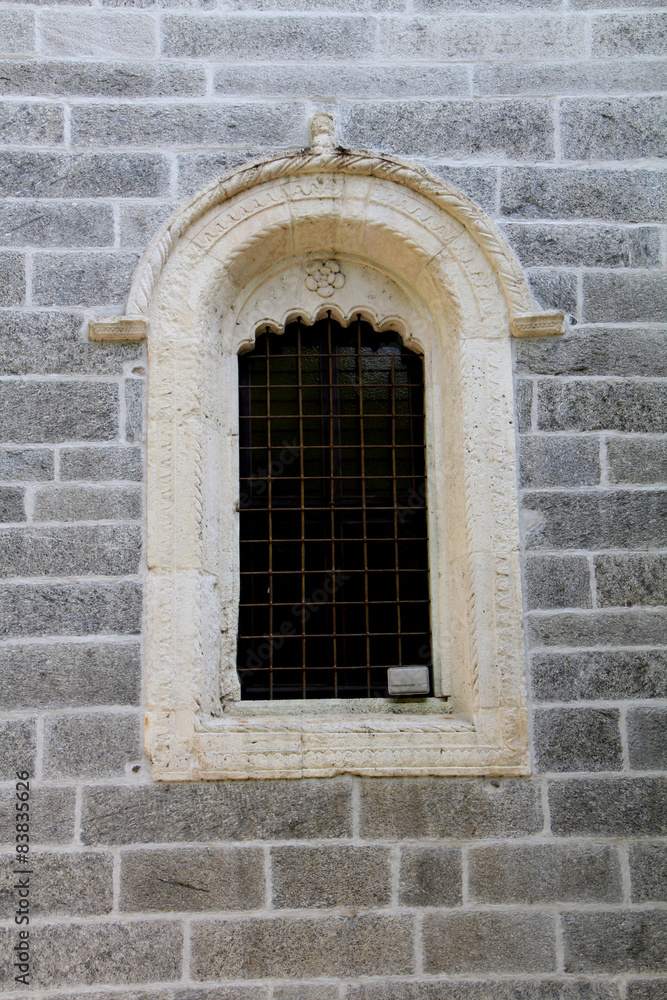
[310,111,336,149]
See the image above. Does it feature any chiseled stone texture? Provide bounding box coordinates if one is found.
[533,708,623,773]
[0,0,666,994]
[630,842,667,902]
[0,641,140,709]
[0,921,182,989]
[81,779,353,844]
[468,844,623,904]
[0,850,113,917]
[398,846,462,907]
[190,914,414,979]
[422,911,557,973]
[43,711,142,778]
[359,779,543,839]
[120,846,266,912]
[271,845,392,908]
[562,910,667,973]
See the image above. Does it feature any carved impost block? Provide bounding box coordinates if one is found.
[89,315,148,342]
[511,312,564,338]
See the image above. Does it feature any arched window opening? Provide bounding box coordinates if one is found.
[237,315,432,701]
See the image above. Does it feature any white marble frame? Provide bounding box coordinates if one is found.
[109,146,564,779]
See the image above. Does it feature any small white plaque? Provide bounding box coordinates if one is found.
[387,666,430,696]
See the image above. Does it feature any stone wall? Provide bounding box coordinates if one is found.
[0,0,665,996]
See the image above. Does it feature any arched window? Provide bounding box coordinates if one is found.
[92,119,563,778]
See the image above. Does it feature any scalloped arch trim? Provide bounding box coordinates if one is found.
[128,148,537,324]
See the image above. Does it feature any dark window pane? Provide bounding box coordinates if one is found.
[238,317,431,699]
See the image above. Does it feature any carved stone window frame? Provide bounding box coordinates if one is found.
[93,124,563,780]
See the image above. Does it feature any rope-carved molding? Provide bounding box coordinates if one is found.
[89,115,563,343]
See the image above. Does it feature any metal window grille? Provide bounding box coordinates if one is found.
[237,315,432,700]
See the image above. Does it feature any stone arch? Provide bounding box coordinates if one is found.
[99,139,562,779]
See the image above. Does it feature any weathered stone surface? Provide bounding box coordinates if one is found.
[627,707,667,771]
[214,63,468,99]
[500,167,667,222]
[398,845,462,907]
[593,12,667,58]
[0,60,205,98]
[522,491,667,550]
[627,983,667,1000]
[120,846,265,912]
[33,485,142,521]
[340,99,554,158]
[0,447,53,481]
[0,251,24,305]
[524,555,592,610]
[0,10,34,54]
[273,986,339,1000]
[119,202,175,248]
[0,718,36,780]
[562,910,667,973]
[537,381,667,434]
[0,101,63,144]
[71,102,307,147]
[0,640,141,709]
[0,201,113,247]
[378,15,583,61]
[0,380,118,443]
[423,911,557,973]
[468,843,622,904]
[39,11,156,58]
[0,920,182,988]
[519,435,599,488]
[527,610,667,648]
[0,150,171,197]
[43,711,142,778]
[0,786,75,844]
[533,708,623,773]
[346,982,621,1000]
[359,779,542,839]
[504,223,661,268]
[0,850,113,917]
[82,779,352,844]
[0,582,142,638]
[595,554,667,608]
[0,311,142,376]
[549,777,667,836]
[607,437,667,485]
[516,327,667,378]
[475,59,667,96]
[163,14,374,59]
[0,487,25,522]
[61,446,142,482]
[561,97,667,160]
[32,251,139,306]
[429,164,498,213]
[0,525,141,576]
[190,915,414,979]
[527,270,578,316]
[630,842,667,901]
[176,150,259,197]
[271,845,391,908]
[583,272,667,323]
[532,650,667,703]
[515,379,533,433]
[125,378,143,443]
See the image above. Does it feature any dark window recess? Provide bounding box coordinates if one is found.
[237,315,432,700]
